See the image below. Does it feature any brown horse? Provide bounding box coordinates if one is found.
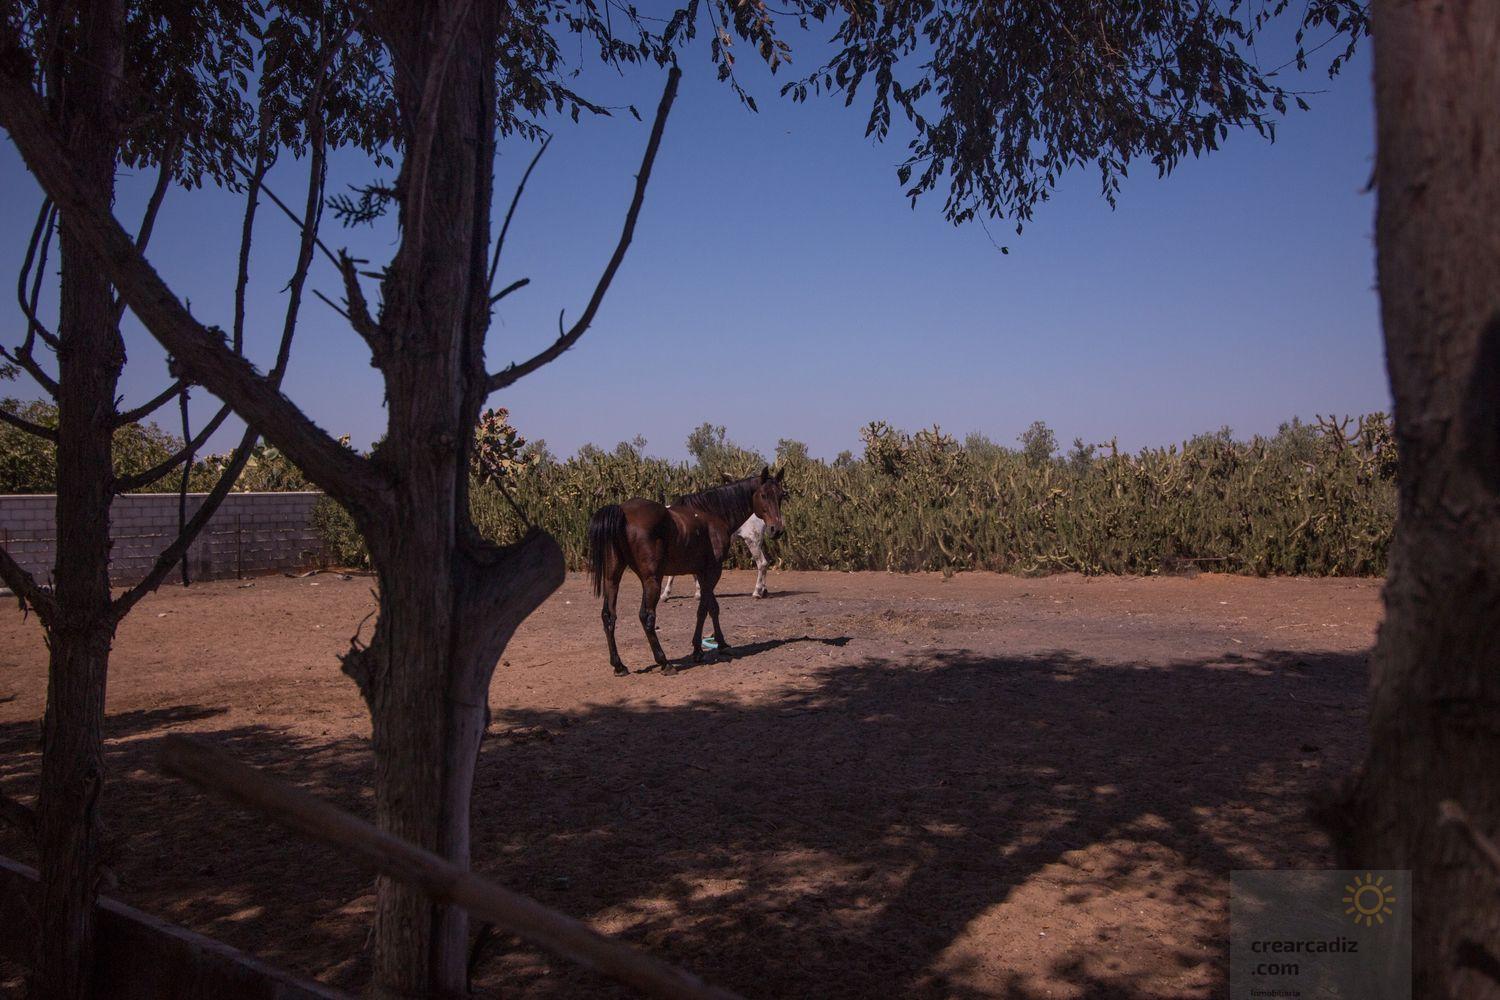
[587,467,787,675]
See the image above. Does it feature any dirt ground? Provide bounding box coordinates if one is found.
[0,569,1380,998]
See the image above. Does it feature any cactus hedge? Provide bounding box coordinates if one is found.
[313,414,1397,577]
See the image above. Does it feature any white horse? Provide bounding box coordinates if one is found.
[663,513,772,600]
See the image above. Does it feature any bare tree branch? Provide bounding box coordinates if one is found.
[338,251,384,358]
[0,342,57,397]
[0,403,57,441]
[133,142,176,251]
[176,388,194,586]
[112,137,178,324]
[17,199,59,351]
[112,401,232,493]
[488,276,529,305]
[237,161,342,270]
[270,95,331,380]
[156,14,337,431]
[111,423,257,621]
[0,56,391,520]
[0,543,56,625]
[313,289,352,321]
[268,20,346,379]
[485,66,680,395]
[113,378,185,427]
[488,135,551,291]
[6,200,60,396]
[112,122,257,452]
[231,131,273,357]
[114,50,340,609]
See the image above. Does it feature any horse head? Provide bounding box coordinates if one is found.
[750,466,788,538]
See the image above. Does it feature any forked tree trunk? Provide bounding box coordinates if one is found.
[32,1,125,997]
[1334,3,1500,996]
[352,517,561,1000]
[339,5,564,995]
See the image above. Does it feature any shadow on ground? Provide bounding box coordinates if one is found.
[629,634,851,674]
[0,647,1367,999]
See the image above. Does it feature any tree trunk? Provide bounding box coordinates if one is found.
[342,5,564,996]
[350,525,559,999]
[32,2,125,997]
[362,538,469,996]
[1334,3,1500,997]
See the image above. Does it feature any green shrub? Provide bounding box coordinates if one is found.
[310,496,370,569]
[189,443,313,493]
[1,397,192,494]
[10,403,1387,578]
[444,413,1398,578]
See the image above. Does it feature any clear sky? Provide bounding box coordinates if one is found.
[1,29,1384,463]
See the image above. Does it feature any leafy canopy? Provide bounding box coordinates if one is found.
[550,0,1368,229]
[780,0,1367,226]
[316,0,1368,234]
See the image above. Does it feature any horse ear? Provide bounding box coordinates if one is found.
[773,466,784,482]
[759,465,771,481]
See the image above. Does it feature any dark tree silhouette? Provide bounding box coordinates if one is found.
[1324,3,1500,997]
[0,4,391,998]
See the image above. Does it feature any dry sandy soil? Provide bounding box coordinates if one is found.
[0,569,1381,998]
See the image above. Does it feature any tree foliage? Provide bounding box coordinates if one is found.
[1018,420,1058,465]
[0,398,196,494]
[312,0,1373,235]
[685,422,766,478]
[9,0,381,186]
[774,0,1368,226]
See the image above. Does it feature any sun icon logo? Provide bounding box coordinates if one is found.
[1343,873,1396,927]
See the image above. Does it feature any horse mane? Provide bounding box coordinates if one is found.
[671,475,756,526]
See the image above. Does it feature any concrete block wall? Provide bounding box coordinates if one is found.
[0,492,326,586]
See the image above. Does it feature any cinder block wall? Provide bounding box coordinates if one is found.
[0,492,326,586]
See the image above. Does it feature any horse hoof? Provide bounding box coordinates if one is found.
[753,590,767,599]
[691,650,704,664]
[613,664,629,677]
[662,664,679,676]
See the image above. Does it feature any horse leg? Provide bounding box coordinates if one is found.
[638,575,674,674]
[661,575,674,600]
[691,586,710,663]
[745,529,770,598]
[602,562,627,677]
[707,583,729,650]
[694,567,729,662]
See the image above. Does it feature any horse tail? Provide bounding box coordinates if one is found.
[587,503,626,597]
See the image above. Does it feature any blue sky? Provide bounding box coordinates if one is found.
[1,28,1383,462]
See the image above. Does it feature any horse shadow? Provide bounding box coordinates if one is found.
[721,589,817,601]
[631,634,851,674]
